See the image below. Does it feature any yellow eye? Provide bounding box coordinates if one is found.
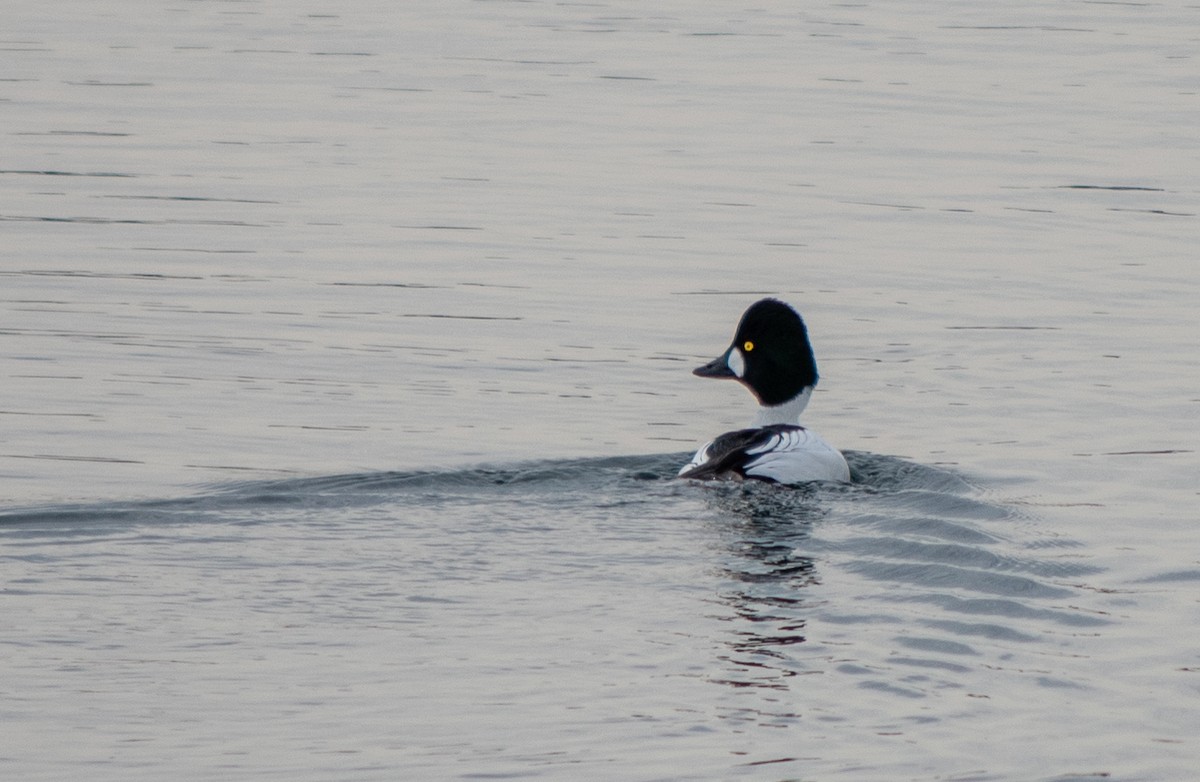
[743,340,754,352]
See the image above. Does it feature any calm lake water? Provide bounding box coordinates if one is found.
[2,2,1198,780]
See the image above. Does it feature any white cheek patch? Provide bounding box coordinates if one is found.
[726,348,746,378]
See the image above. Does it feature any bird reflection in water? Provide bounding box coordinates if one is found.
[703,482,826,698]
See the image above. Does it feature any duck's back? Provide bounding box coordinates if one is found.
[679,424,850,484]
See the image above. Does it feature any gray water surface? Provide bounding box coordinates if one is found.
[0,453,1128,780]
[3,1,1198,780]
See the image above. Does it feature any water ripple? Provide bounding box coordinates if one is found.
[0,451,1109,723]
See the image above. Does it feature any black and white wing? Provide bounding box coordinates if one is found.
[679,424,850,484]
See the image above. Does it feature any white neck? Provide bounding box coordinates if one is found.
[752,387,813,427]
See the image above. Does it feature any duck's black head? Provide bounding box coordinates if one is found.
[693,298,819,407]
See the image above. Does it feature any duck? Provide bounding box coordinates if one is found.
[678,298,850,484]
